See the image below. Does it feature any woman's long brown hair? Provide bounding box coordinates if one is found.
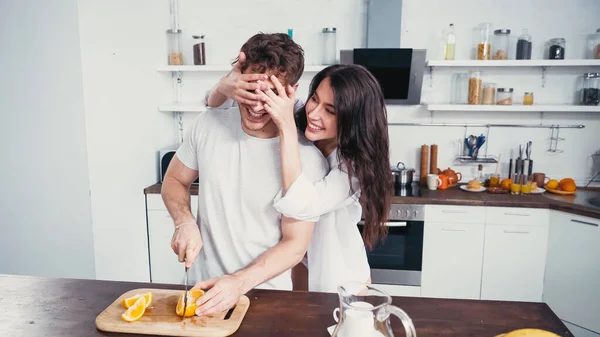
[295,64,392,250]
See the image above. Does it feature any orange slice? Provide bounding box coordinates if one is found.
[176,289,205,317]
[122,291,152,309]
[121,296,147,322]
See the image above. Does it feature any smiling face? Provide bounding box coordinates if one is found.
[304,77,338,153]
[237,68,286,138]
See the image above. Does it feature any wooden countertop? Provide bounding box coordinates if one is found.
[0,274,572,337]
[145,182,600,219]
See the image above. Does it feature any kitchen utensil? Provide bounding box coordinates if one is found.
[182,265,189,321]
[508,158,513,179]
[437,167,462,185]
[420,145,429,186]
[526,141,533,177]
[437,174,451,190]
[533,173,549,187]
[460,185,486,193]
[392,162,415,187]
[330,282,416,337]
[96,288,250,337]
[430,144,438,174]
[529,187,546,194]
[544,187,576,196]
[427,174,441,191]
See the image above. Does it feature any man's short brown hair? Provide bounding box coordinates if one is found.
[236,33,305,85]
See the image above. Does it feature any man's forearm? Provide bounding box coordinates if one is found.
[161,176,196,227]
[233,237,307,293]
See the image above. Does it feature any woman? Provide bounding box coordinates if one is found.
[258,64,393,292]
[207,63,392,292]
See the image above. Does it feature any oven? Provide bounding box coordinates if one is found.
[358,204,424,286]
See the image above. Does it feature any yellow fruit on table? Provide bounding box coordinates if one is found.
[546,179,559,190]
[176,289,205,317]
[504,328,560,337]
[501,178,513,190]
[122,291,152,309]
[121,296,147,322]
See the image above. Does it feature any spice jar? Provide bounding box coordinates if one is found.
[167,29,183,65]
[192,35,206,65]
[493,29,510,60]
[476,23,492,60]
[523,92,534,105]
[322,27,337,65]
[580,73,600,106]
[468,71,482,104]
[547,38,565,60]
[482,83,496,104]
[496,88,514,105]
[587,28,600,59]
[516,29,532,60]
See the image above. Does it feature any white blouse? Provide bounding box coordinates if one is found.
[273,149,371,293]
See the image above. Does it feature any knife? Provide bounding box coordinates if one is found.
[526,141,533,177]
[182,263,189,321]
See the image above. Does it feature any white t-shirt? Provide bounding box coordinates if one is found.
[273,149,371,293]
[175,107,328,290]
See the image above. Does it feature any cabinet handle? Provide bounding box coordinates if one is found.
[442,228,467,232]
[503,230,530,234]
[359,221,407,227]
[571,219,599,227]
[503,212,531,217]
[442,210,468,214]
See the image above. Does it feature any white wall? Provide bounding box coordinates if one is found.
[0,0,95,278]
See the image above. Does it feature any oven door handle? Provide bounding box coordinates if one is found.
[358,221,407,227]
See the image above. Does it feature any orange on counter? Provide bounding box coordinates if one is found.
[559,178,576,192]
[501,178,513,190]
[176,289,205,317]
[122,291,152,309]
[121,296,147,322]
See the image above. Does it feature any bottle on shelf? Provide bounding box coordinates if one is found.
[444,24,456,60]
[516,29,532,60]
[192,35,206,65]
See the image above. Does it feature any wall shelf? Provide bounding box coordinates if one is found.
[157,65,329,72]
[158,103,206,112]
[426,60,600,67]
[425,104,600,113]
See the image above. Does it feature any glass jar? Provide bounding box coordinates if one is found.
[493,29,510,60]
[482,82,496,104]
[516,29,532,60]
[580,73,600,106]
[167,29,183,65]
[451,73,470,104]
[322,27,337,65]
[496,88,514,105]
[587,28,600,59]
[468,71,482,104]
[476,23,492,60]
[523,92,534,105]
[547,38,565,60]
[192,35,206,65]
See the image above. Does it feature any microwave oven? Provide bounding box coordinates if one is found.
[340,48,426,105]
[159,149,199,185]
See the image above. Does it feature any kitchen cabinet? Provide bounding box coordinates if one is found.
[544,211,600,334]
[480,223,548,302]
[421,218,485,300]
[373,284,421,297]
[146,194,198,284]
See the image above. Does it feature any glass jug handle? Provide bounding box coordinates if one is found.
[385,305,417,337]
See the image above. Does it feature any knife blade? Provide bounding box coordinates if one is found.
[182,264,189,321]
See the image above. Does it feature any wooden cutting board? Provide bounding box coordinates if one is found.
[95,288,250,337]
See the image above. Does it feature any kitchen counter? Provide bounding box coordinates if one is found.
[0,274,572,337]
[145,182,600,219]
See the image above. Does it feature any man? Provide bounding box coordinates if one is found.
[161,33,328,317]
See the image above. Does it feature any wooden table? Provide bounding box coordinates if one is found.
[0,274,572,336]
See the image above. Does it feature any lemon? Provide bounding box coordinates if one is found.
[546,179,559,190]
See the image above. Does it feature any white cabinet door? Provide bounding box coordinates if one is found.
[544,211,600,334]
[421,221,485,300]
[481,224,548,302]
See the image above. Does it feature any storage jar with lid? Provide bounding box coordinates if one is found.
[516,29,532,60]
[451,73,470,104]
[468,71,482,104]
[580,73,600,106]
[167,29,183,65]
[587,28,600,59]
[476,23,492,60]
[547,38,565,60]
[192,35,206,65]
[493,29,510,60]
[523,92,534,105]
[496,88,514,105]
[322,27,337,65]
[482,83,496,104]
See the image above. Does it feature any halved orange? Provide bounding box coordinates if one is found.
[121,296,147,322]
[122,291,152,309]
[176,289,205,317]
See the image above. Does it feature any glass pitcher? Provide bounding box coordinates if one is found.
[331,282,416,337]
